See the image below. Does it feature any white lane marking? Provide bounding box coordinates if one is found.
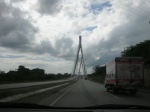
[50,84,75,106]
[105,91,119,98]
[0,83,71,102]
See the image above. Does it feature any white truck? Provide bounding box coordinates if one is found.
[105,57,144,95]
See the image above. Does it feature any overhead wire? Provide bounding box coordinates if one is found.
[133,4,150,14]
[111,1,150,22]
[116,0,150,14]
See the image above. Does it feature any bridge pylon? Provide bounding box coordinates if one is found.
[72,36,87,76]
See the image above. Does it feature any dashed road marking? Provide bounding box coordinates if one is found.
[50,84,75,106]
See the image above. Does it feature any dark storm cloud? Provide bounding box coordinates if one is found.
[84,38,122,67]
[37,0,62,15]
[0,0,74,61]
[32,37,75,60]
[55,37,73,49]
[0,1,38,50]
[109,18,150,45]
[33,40,57,55]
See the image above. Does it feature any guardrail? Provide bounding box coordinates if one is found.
[0,75,79,90]
[0,78,78,102]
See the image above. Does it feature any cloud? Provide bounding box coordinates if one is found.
[0,0,150,74]
[32,37,75,60]
[0,1,38,51]
[37,0,62,15]
[10,0,25,3]
[80,0,150,68]
[55,37,74,57]
[0,1,74,64]
[33,40,56,55]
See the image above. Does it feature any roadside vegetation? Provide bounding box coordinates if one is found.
[88,65,106,83]
[0,65,71,84]
[121,40,150,65]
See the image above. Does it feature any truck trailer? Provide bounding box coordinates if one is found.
[105,57,144,95]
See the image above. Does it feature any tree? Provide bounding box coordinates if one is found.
[121,40,150,65]
[93,65,106,76]
[88,65,106,83]
[17,65,30,75]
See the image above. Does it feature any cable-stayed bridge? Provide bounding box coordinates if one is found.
[72,36,87,76]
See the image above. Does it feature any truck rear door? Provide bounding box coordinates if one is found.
[116,58,143,85]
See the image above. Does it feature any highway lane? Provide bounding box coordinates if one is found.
[38,78,150,107]
[0,76,78,90]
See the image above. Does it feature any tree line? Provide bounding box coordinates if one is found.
[0,65,71,83]
[121,40,150,65]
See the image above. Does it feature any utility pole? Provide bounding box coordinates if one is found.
[72,36,87,76]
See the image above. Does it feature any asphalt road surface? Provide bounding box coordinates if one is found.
[38,78,150,107]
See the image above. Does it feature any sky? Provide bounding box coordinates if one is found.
[0,0,150,74]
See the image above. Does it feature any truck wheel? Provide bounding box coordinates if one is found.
[112,86,117,94]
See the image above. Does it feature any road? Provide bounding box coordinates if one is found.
[38,78,150,107]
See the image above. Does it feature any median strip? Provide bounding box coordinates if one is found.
[0,81,75,102]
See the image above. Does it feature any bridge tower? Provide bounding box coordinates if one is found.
[72,36,87,76]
